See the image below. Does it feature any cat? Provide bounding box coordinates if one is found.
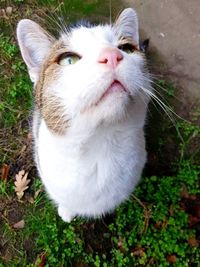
[16,8,152,222]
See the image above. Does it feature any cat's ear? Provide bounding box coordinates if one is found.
[17,19,55,83]
[114,8,139,47]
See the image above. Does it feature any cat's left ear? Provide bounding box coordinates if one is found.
[114,8,139,47]
[17,19,55,83]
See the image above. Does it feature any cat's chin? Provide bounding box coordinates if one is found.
[80,79,131,121]
[92,89,130,124]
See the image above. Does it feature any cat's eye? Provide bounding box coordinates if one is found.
[58,53,81,66]
[118,43,135,54]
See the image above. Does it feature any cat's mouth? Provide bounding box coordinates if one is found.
[95,80,127,106]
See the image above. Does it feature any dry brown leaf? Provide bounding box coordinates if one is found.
[14,170,31,199]
[189,214,200,226]
[131,247,145,257]
[166,254,177,264]
[13,219,25,229]
[37,252,47,267]
[1,164,9,182]
[5,6,12,16]
[188,237,199,247]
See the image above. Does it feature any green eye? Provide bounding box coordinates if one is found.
[58,53,80,66]
[118,43,135,54]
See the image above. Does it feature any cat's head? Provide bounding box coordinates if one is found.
[17,8,151,135]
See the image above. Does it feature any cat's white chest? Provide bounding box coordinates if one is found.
[36,119,146,220]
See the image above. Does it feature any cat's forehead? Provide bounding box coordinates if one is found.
[60,25,117,52]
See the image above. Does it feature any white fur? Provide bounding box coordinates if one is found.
[17,9,152,222]
[16,19,55,82]
[114,8,139,47]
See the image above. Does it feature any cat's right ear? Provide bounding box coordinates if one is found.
[17,19,55,83]
[114,8,139,47]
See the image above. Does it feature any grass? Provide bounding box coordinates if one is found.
[0,0,200,266]
[0,33,32,127]
[0,161,199,266]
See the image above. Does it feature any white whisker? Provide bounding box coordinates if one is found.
[140,85,186,142]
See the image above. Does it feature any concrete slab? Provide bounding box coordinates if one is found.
[124,0,200,108]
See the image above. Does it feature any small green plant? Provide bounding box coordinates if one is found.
[12,162,197,267]
[157,79,175,97]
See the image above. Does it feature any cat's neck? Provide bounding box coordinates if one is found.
[38,96,147,150]
[39,114,135,150]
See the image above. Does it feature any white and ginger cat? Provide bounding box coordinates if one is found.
[17,8,152,222]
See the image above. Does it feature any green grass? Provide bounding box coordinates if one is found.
[0,0,199,266]
[0,34,32,127]
[0,161,199,266]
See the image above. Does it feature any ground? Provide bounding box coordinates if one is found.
[125,0,200,106]
[0,1,199,266]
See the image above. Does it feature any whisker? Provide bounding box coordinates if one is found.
[140,86,185,142]
[139,91,161,118]
[135,76,183,120]
[151,79,183,104]
[143,88,175,119]
[136,91,149,109]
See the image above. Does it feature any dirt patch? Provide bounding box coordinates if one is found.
[0,197,26,263]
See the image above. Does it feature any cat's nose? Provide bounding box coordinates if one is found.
[98,47,123,68]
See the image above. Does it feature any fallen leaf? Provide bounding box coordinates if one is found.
[131,247,145,257]
[188,237,199,247]
[166,254,177,264]
[189,215,200,226]
[0,9,6,18]
[14,170,31,199]
[37,252,47,267]
[13,219,25,229]
[1,164,9,182]
[5,6,12,16]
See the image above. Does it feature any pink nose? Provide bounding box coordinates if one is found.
[98,47,123,68]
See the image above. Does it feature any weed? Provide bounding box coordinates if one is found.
[5,162,195,267]
[157,79,175,98]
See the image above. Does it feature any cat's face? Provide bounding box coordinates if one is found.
[17,8,151,134]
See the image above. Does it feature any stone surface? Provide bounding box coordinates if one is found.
[124,0,200,108]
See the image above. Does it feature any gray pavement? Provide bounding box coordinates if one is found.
[124,0,200,110]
